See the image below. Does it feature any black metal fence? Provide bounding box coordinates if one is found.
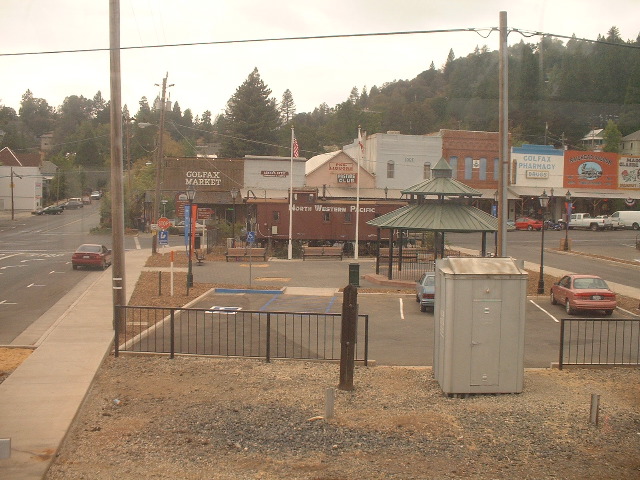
[559,318,640,369]
[115,306,368,364]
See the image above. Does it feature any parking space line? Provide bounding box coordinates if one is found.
[399,298,405,320]
[259,293,283,311]
[529,299,559,323]
[325,295,337,314]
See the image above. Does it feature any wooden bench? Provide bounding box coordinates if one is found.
[225,247,267,262]
[378,248,419,260]
[302,246,344,260]
[195,249,205,265]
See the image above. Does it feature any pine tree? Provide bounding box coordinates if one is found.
[602,119,622,153]
[220,68,280,157]
[280,89,296,124]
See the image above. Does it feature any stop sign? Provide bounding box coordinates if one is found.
[157,217,171,230]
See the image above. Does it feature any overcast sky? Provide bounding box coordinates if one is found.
[1,0,639,120]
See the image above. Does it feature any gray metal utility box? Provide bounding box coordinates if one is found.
[433,257,527,395]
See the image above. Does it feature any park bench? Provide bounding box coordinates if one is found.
[302,246,344,260]
[225,247,267,262]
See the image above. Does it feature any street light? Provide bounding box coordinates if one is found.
[563,190,572,251]
[537,190,549,294]
[186,185,196,291]
[231,188,239,247]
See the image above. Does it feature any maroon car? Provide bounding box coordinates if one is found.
[72,244,112,270]
[550,274,616,315]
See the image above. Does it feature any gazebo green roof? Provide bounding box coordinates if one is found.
[367,203,498,232]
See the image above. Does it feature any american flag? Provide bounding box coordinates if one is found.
[293,136,299,157]
[358,130,365,154]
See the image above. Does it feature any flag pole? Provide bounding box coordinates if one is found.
[288,126,294,260]
[355,126,363,260]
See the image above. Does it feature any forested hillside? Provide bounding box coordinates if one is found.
[1,26,638,177]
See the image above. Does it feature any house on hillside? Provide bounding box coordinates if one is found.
[621,129,640,156]
[580,128,604,151]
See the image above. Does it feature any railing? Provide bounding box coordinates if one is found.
[559,318,640,369]
[376,248,463,281]
[114,306,368,364]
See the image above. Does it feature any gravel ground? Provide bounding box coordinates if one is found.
[45,356,639,480]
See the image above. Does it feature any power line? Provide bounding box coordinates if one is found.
[0,28,493,57]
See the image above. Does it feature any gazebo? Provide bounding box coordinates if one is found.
[367,158,498,280]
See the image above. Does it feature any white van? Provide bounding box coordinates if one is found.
[609,210,640,230]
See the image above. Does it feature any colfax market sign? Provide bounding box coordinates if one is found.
[184,170,221,186]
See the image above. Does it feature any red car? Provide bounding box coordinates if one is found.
[550,274,616,315]
[72,244,112,270]
[514,217,543,231]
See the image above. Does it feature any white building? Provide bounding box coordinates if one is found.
[621,129,640,156]
[343,131,443,191]
[0,147,44,211]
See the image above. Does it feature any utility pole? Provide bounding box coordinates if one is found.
[153,73,170,227]
[109,0,126,327]
[497,11,509,258]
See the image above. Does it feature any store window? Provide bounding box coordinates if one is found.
[479,157,487,180]
[449,156,458,179]
[464,157,473,180]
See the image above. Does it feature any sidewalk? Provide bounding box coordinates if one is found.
[0,248,149,480]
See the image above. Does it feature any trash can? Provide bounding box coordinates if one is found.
[348,263,360,286]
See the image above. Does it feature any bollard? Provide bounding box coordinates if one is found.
[325,387,335,419]
[589,394,600,425]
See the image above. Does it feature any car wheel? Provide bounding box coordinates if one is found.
[565,299,575,315]
[604,310,613,316]
[101,261,107,270]
[550,291,557,305]
[590,223,598,231]
[420,304,427,313]
[72,265,78,270]
[633,222,639,230]
[416,294,420,303]
[527,225,533,231]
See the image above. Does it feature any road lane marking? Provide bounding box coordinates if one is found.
[0,300,17,305]
[134,236,141,249]
[27,283,45,288]
[529,299,559,323]
[399,298,405,320]
[0,254,21,262]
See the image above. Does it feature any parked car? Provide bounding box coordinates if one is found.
[72,244,112,270]
[173,220,206,235]
[90,191,102,200]
[62,199,84,209]
[609,210,640,230]
[32,205,63,215]
[415,272,436,312]
[550,274,616,315]
[514,217,543,231]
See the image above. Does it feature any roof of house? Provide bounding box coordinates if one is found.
[0,147,41,167]
[580,129,604,142]
[622,129,640,141]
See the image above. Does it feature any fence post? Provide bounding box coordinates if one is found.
[170,309,175,359]
[339,284,358,391]
[158,271,162,296]
[558,319,565,370]
[114,306,120,357]
[266,313,271,363]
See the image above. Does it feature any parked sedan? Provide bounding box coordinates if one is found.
[514,217,543,231]
[72,244,112,270]
[550,274,616,315]
[62,200,84,210]
[415,272,436,312]
[32,205,64,215]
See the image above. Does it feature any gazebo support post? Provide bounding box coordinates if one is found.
[387,228,394,280]
[481,232,487,257]
[398,229,404,272]
[375,228,381,274]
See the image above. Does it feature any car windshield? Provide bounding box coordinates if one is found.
[573,278,608,289]
[422,276,435,286]
[76,245,101,253]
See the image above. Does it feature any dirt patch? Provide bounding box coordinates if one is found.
[0,347,33,384]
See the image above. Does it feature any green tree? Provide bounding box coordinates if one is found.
[219,68,280,157]
[602,119,622,152]
[19,90,54,138]
[280,89,296,124]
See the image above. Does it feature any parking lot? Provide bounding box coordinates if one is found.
[182,284,635,367]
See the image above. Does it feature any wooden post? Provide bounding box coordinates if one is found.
[339,284,358,391]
